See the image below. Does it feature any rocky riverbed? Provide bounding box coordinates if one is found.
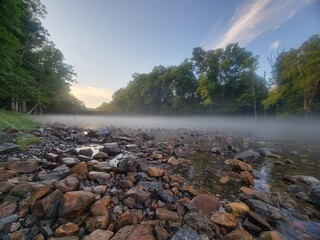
[0,123,320,240]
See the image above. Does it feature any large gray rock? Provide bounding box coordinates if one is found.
[117,157,137,173]
[310,183,320,209]
[246,199,282,222]
[0,143,18,154]
[184,212,215,239]
[236,149,261,163]
[100,143,121,156]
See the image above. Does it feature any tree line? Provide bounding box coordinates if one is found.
[0,0,85,113]
[98,35,320,117]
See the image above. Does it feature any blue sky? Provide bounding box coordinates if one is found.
[41,0,320,108]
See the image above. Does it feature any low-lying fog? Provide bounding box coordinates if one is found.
[33,114,320,144]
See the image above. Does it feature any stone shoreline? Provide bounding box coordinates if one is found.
[0,123,320,240]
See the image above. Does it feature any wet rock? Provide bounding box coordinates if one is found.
[0,143,18,154]
[310,182,320,209]
[37,164,70,181]
[0,202,17,218]
[87,128,110,138]
[117,157,137,173]
[83,229,114,240]
[93,152,109,160]
[118,180,134,189]
[226,202,250,217]
[240,171,254,185]
[85,216,109,232]
[240,186,255,196]
[78,148,93,158]
[191,194,220,217]
[147,167,164,177]
[259,231,281,240]
[170,226,202,240]
[126,187,151,204]
[54,177,80,193]
[6,158,38,173]
[61,157,80,167]
[112,224,155,240]
[246,210,272,231]
[28,184,53,205]
[154,189,173,203]
[90,196,111,217]
[100,143,121,156]
[236,149,261,163]
[32,189,64,218]
[224,228,253,240]
[115,210,143,231]
[155,208,179,222]
[291,175,319,185]
[247,199,281,222]
[184,212,215,239]
[88,171,110,182]
[59,191,95,218]
[54,222,79,237]
[210,212,238,229]
[70,162,88,174]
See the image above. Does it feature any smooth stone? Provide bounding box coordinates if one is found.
[155,208,179,222]
[93,152,109,160]
[61,157,80,167]
[6,158,38,173]
[54,177,80,193]
[88,171,110,182]
[191,194,221,217]
[0,202,17,219]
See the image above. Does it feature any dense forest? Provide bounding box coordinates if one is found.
[0,0,85,113]
[98,36,320,117]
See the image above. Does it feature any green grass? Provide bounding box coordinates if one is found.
[0,109,39,132]
[0,110,41,150]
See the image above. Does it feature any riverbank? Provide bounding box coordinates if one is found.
[0,123,320,239]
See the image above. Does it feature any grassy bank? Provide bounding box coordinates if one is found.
[0,110,40,150]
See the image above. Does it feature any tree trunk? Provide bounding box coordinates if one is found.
[11,98,16,111]
[27,103,39,115]
[22,101,27,113]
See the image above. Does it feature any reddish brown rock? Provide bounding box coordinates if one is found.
[55,177,80,193]
[84,229,114,240]
[155,208,179,222]
[0,182,15,194]
[54,222,80,237]
[154,226,171,240]
[111,224,155,240]
[125,187,151,204]
[115,210,143,231]
[90,196,111,217]
[226,202,250,217]
[6,158,38,173]
[32,189,64,218]
[119,180,134,189]
[59,191,95,218]
[147,167,164,177]
[240,171,254,185]
[93,152,109,160]
[240,186,255,196]
[167,156,179,166]
[0,167,16,181]
[219,175,230,184]
[123,197,136,208]
[232,160,253,172]
[259,231,281,240]
[85,216,109,232]
[0,201,17,218]
[210,212,238,229]
[28,184,53,205]
[10,182,35,198]
[70,162,88,174]
[224,229,253,240]
[88,171,110,182]
[191,194,221,217]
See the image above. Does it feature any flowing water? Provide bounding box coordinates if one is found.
[33,114,320,239]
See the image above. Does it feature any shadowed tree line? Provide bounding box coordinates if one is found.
[0,0,85,113]
[98,35,320,117]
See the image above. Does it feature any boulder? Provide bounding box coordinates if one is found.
[100,143,121,156]
[191,194,221,217]
[32,189,64,218]
[117,157,138,173]
[6,158,38,173]
[246,200,282,222]
[236,149,261,163]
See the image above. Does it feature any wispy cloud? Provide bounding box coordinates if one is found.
[212,0,314,49]
[71,85,114,108]
[270,39,280,49]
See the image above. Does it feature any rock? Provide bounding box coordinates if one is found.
[59,191,95,218]
[87,128,110,138]
[61,157,80,167]
[123,197,136,208]
[154,189,173,203]
[37,164,70,181]
[147,167,164,177]
[291,175,319,185]
[85,216,109,232]
[111,224,155,240]
[240,171,254,185]
[28,184,53,205]
[32,189,64,218]
[78,148,93,158]
[154,226,170,240]
[0,202,17,218]
[310,182,320,209]
[228,144,240,153]
[246,210,272,231]
[210,212,238,229]
[115,210,143,231]
[184,212,215,239]
[259,231,281,240]
[54,177,80,193]
[126,187,151,204]
[224,229,253,240]
[90,196,111,217]
[0,181,15,193]
[211,147,222,154]
[93,152,109,160]
[10,182,34,198]
[0,168,16,181]
[231,160,253,172]
[284,159,294,164]
[118,180,134,189]
[226,202,250,217]
[168,156,179,166]
[219,175,230,184]
[246,200,282,222]
[84,229,114,240]
[170,226,202,240]
[0,143,18,154]
[155,208,179,222]
[236,149,261,163]
[88,171,110,182]
[191,194,220,217]
[93,185,107,194]
[137,181,161,190]
[6,158,38,173]
[70,162,88,174]
[48,236,79,240]
[117,157,137,173]
[240,186,255,196]
[54,222,80,237]
[273,161,284,166]
[100,143,121,156]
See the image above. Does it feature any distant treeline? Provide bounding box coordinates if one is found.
[0,0,85,114]
[98,35,320,117]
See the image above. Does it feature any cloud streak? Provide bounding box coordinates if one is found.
[71,85,114,108]
[212,0,313,49]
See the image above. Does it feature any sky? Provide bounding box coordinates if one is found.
[41,0,320,108]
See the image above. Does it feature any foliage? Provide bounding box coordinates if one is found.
[0,109,38,131]
[15,133,41,150]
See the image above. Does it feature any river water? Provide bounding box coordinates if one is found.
[33,114,320,238]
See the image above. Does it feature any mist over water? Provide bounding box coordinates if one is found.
[33,114,320,145]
